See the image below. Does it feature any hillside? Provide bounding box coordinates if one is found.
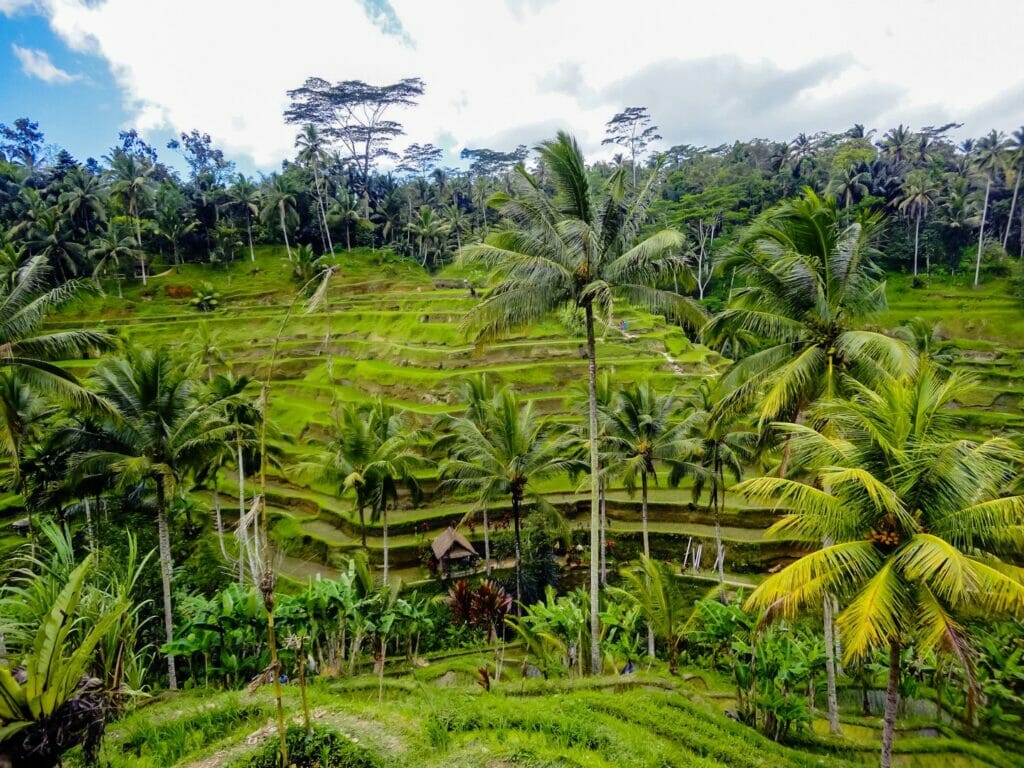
[6,247,1021,588]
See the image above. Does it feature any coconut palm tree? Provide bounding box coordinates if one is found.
[602,381,684,656]
[25,210,86,281]
[672,379,757,589]
[703,189,912,433]
[294,399,427,584]
[0,255,112,411]
[970,130,1009,287]
[827,165,870,209]
[736,363,1024,767]
[224,175,261,262]
[459,131,704,673]
[58,167,106,236]
[260,174,298,261]
[106,152,154,258]
[328,192,362,251]
[71,347,230,690]
[896,170,940,275]
[1002,126,1024,250]
[406,205,450,268]
[88,221,141,297]
[440,388,577,608]
[295,124,334,254]
[879,124,914,166]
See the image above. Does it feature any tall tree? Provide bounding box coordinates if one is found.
[704,189,912,430]
[73,347,228,690]
[603,380,683,656]
[294,124,334,254]
[460,132,704,673]
[1003,126,1024,250]
[284,77,425,216]
[294,399,426,584]
[106,152,154,280]
[737,364,1024,767]
[970,130,1008,287]
[896,170,940,275]
[441,389,575,609]
[602,107,662,188]
[260,174,298,261]
[225,175,261,262]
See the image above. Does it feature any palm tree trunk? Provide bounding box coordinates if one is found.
[359,505,367,547]
[512,490,523,614]
[599,482,607,587]
[382,505,389,585]
[279,203,292,261]
[237,438,246,584]
[713,460,725,590]
[913,214,920,276]
[584,303,602,675]
[483,508,492,575]
[1004,164,1021,250]
[214,487,230,564]
[155,475,178,690]
[246,212,255,262]
[880,639,901,768]
[823,592,842,735]
[642,471,655,659]
[84,496,96,554]
[974,179,991,287]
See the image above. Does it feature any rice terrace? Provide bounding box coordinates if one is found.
[1,2,1023,766]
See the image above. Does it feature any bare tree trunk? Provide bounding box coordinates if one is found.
[913,214,920,276]
[823,592,842,735]
[512,491,523,614]
[84,496,97,554]
[880,640,901,768]
[155,476,177,690]
[280,204,292,261]
[214,487,230,564]
[1004,164,1021,250]
[599,482,607,587]
[974,179,990,287]
[483,508,492,575]
[382,505,389,585]
[642,472,655,659]
[246,212,255,262]
[584,303,602,675]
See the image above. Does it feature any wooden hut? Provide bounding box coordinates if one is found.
[431,526,478,575]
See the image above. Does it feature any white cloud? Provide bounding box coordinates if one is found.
[27,0,1024,169]
[11,43,81,83]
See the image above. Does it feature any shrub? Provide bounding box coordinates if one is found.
[230,725,381,768]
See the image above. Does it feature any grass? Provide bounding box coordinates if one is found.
[64,658,1023,768]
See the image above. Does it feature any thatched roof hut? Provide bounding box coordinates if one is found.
[431,526,477,573]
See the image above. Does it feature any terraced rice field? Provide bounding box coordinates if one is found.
[10,250,1023,589]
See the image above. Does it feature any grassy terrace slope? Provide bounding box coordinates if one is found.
[16,250,1024,586]
[72,654,1023,768]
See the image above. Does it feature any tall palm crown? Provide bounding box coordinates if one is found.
[73,347,230,690]
[459,131,703,673]
[59,167,107,234]
[106,152,154,247]
[737,365,1024,766]
[0,255,112,408]
[225,175,261,262]
[294,399,427,583]
[440,389,577,607]
[896,170,940,275]
[672,379,757,585]
[603,381,683,556]
[969,130,1009,286]
[25,210,86,281]
[260,174,298,261]
[705,188,911,426]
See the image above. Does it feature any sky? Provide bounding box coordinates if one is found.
[1,0,1023,175]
